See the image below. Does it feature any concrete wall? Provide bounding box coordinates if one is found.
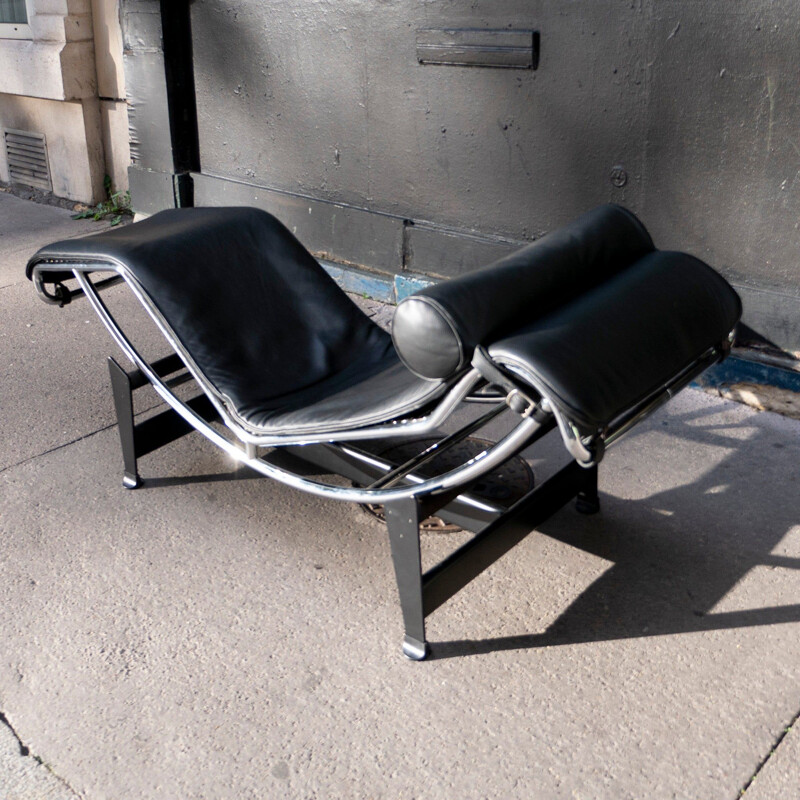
[131,0,800,353]
[0,0,129,203]
[123,0,198,213]
[0,94,104,200]
[92,0,129,194]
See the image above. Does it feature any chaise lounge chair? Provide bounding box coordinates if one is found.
[27,203,741,659]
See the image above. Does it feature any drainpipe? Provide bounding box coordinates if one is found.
[159,0,200,206]
[123,0,199,214]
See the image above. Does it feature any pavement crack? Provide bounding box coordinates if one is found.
[739,704,800,796]
[0,711,29,756]
[0,396,165,477]
[0,422,119,476]
[0,709,82,797]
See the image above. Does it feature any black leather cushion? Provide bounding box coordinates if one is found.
[488,250,742,430]
[28,207,446,434]
[392,204,655,380]
[238,357,444,435]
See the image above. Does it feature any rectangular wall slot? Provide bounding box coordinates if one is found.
[4,129,51,191]
[416,28,539,69]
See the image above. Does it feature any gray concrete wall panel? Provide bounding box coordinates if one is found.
[193,171,531,278]
[124,51,173,173]
[128,165,179,216]
[123,0,800,350]
[404,222,526,278]
[735,284,800,357]
[190,0,645,239]
[639,3,800,291]
[192,172,404,272]
[122,0,176,212]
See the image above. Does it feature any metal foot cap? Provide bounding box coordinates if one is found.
[402,635,429,661]
[122,473,142,490]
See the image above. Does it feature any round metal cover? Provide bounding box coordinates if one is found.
[361,436,534,532]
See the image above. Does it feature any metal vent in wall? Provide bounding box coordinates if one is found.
[4,129,51,191]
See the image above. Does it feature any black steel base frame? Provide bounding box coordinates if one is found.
[108,355,219,489]
[384,461,598,659]
[107,354,599,661]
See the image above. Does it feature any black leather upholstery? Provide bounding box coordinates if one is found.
[28,207,446,434]
[391,203,740,431]
[392,205,655,380]
[28,203,741,441]
[488,250,741,430]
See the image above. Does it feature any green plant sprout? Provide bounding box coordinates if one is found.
[72,174,133,226]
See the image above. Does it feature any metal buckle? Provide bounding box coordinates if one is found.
[505,388,536,418]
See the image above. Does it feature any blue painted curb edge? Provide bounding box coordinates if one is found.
[395,273,435,301]
[320,260,434,304]
[694,355,800,394]
[320,261,395,304]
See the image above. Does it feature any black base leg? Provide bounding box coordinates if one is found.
[108,357,142,489]
[575,464,600,514]
[385,497,429,660]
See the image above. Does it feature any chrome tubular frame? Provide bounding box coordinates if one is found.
[500,343,727,468]
[33,261,728,480]
[68,262,488,446]
[32,263,545,504]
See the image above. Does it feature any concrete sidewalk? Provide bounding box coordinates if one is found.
[1,190,799,799]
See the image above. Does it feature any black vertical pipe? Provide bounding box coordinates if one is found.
[159,0,200,205]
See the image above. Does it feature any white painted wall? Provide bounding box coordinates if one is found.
[0,0,129,202]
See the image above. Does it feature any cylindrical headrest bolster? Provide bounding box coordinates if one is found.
[391,204,655,381]
[392,296,464,380]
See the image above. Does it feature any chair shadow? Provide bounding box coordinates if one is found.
[429,401,800,660]
[133,398,800,662]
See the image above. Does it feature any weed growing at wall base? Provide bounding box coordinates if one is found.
[72,174,133,226]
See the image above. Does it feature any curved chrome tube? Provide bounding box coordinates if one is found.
[70,267,546,503]
[496,360,597,466]
[538,398,596,466]
[34,276,68,305]
[231,416,542,504]
[68,263,484,446]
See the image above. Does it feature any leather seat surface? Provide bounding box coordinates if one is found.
[235,354,445,435]
[392,204,655,380]
[488,250,742,430]
[30,207,446,434]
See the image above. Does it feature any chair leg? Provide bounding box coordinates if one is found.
[108,357,141,489]
[576,464,600,514]
[385,497,429,660]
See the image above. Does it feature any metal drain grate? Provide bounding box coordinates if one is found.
[4,129,51,190]
[360,436,534,532]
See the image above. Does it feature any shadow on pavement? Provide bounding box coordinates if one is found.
[430,400,800,659]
